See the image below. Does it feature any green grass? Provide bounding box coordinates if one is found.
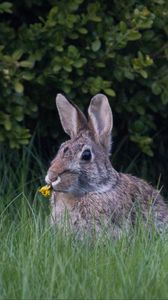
[1,144,168,299]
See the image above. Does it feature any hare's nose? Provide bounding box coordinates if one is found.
[45,171,58,184]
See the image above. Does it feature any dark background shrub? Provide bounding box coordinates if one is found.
[0,0,167,192]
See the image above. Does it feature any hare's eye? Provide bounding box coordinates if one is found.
[81,149,92,161]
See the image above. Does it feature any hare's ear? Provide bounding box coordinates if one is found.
[56,94,87,138]
[88,94,113,154]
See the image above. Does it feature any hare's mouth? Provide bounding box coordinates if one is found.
[45,170,80,194]
[52,177,62,190]
[50,176,60,189]
[45,175,61,186]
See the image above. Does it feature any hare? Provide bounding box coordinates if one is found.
[45,93,168,238]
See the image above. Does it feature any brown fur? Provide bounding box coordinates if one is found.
[45,94,168,238]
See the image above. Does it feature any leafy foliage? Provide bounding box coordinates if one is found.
[0,0,167,179]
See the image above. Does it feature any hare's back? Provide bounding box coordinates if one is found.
[118,173,168,223]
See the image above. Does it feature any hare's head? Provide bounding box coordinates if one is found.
[45,94,117,196]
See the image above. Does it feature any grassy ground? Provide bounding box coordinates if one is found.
[1,145,168,299]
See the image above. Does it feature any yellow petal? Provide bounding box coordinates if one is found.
[39,185,52,197]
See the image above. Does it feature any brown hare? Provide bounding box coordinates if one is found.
[45,93,168,238]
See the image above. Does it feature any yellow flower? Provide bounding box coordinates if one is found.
[39,185,52,197]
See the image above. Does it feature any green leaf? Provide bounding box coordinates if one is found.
[53,65,61,73]
[0,2,13,13]
[139,70,148,78]
[19,61,34,68]
[56,46,64,52]
[4,117,12,131]
[19,138,30,145]
[104,88,116,97]
[78,28,88,34]
[127,30,141,41]
[14,82,24,94]
[74,58,86,68]
[119,21,127,33]
[22,73,34,81]
[151,82,162,95]
[91,40,101,52]
[90,16,101,22]
[145,55,153,66]
[12,49,24,61]
[63,65,72,72]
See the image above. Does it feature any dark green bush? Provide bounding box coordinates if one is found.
[0,0,167,186]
